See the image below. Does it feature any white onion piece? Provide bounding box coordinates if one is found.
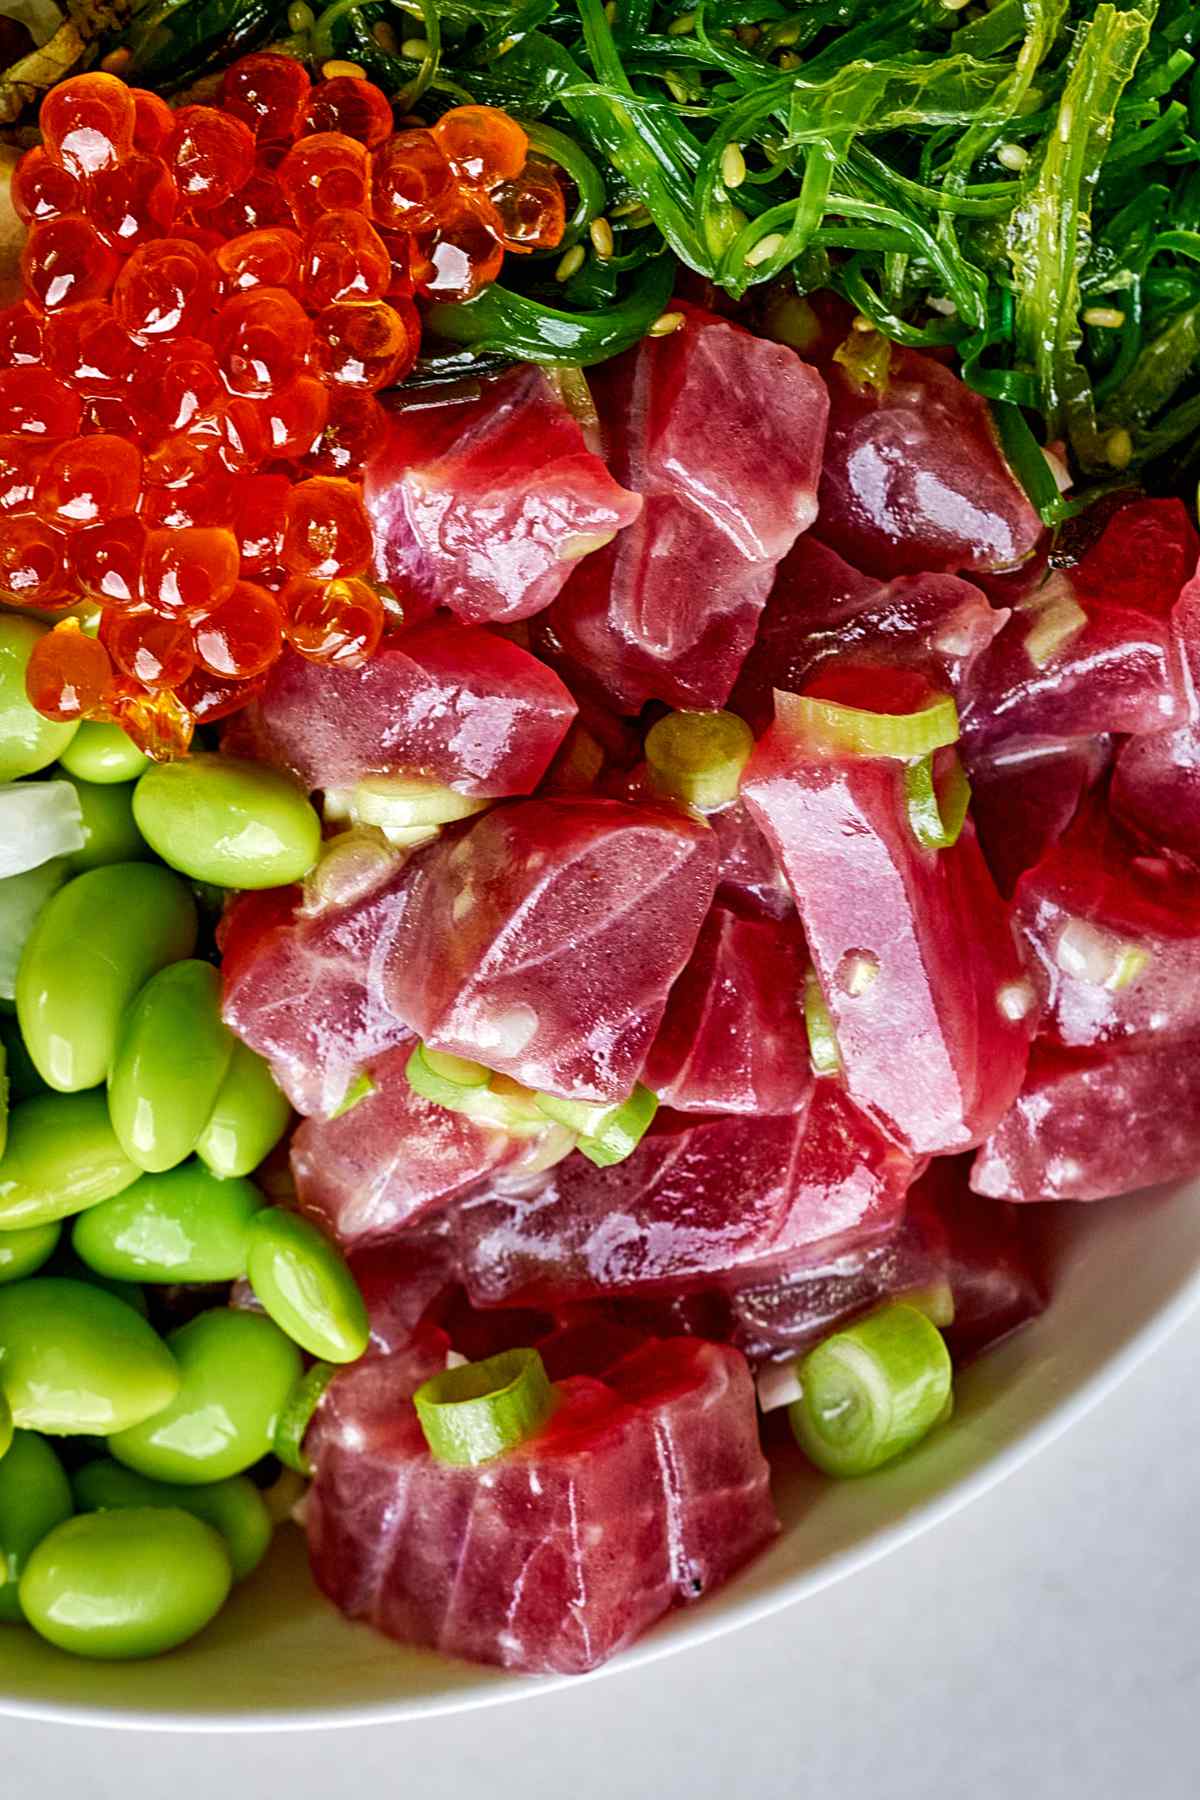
[0,780,84,878]
[756,1360,804,1413]
[0,857,69,999]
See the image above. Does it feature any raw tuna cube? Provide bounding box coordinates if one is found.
[305,1336,776,1674]
[967,736,1110,897]
[971,1039,1200,1201]
[1112,552,1200,859]
[743,709,1035,1153]
[643,902,812,1115]
[364,366,643,625]
[543,303,829,712]
[962,499,1196,752]
[223,626,577,797]
[814,335,1042,578]
[1013,806,1200,1049]
[710,797,793,918]
[385,796,719,1102]
[291,1044,521,1247]
[731,535,1005,735]
[349,1226,459,1356]
[454,1088,915,1308]
[220,857,415,1117]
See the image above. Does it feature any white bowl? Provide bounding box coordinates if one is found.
[2,1179,1198,1733]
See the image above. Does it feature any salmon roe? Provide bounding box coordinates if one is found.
[3,64,550,752]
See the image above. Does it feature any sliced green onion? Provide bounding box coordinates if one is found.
[414,1348,556,1467]
[776,690,959,760]
[405,1043,548,1137]
[328,1070,375,1119]
[535,1083,659,1168]
[645,710,755,812]
[324,777,489,847]
[805,969,841,1077]
[788,1302,953,1478]
[273,1361,338,1477]
[904,751,972,851]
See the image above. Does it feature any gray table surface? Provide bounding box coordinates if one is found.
[6,1304,1198,1800]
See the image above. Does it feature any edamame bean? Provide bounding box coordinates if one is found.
[246,1209,369,1364]
[195,1043,291,1180]
[17,863,198,1092]
[0,1389,11,1460]
[58,719,150,785]
[55,771,148,874]
[0,1278,180,1435]
[133,754,321,890]
[0,1430,73,1622]
[0,1091,140,1229]
[19,1508,232,1660]
[0,618,78,780]
[108,961,234,1174]
[0,1036,6,1160]
[72,1162,266,1284]
[108,1308,302,1485]
[0,1219,60,1284]
[72,1459,272,1582]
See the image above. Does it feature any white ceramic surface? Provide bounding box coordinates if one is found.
[2,1178,1198,1733]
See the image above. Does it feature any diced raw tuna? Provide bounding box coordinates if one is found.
[220,858,414,1117]
[962,499,1196,752]
[385,796,719,1102]
[543,304,829,712]
[363,366,643,625]
[349,1226,459,1356]
[305,1336,776,1674]
[709,797,793,918]
[453,1088,915,1308]
[967,736,1110,897]
[1012,806,1200,1049]
[730,535,1005,735]
[814,335,1042,578]
[971,1039,1200,1201]
[1112,550,1200,859]
[909,1159,1047,1363]
[644,903,811,1114]
[743,708,1036,1153]
[291,1044,521,1247]
[223,626,577,797]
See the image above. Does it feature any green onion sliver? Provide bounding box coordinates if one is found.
[533,1083,658,1167]
[405,1044,549,1136]
[644,710,755,812]
[904,752,972,852]
[788,1303,953,1479]
[804,969,841,1076]
[414,1348,556,1468]
[775,689,960,760]
[273,1361,338,1477]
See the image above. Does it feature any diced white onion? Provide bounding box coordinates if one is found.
[0,857,69,1000]
[996,978,1037,1021]
[0,780,84,879]
[756,1360,804,1413]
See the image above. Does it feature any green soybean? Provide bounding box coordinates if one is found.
[108,1308,302,1485]
[0,618,78,781]
[0,1431,73,1623]
[72,1460,272,1582]
[0,1219,60,1284]
[0,1389,11,1460]
[133,754,321,890]
[0,1037,6,1160]
[0,1090,140,1229]
[73,1163,265,1284]
[195,1042,291,1180]
[0,1278,180,1435]
[17,863,198,1092]
[56,772,148,874]
[107,961,234,1174]
[246,1209,369,1364]
[58,720,150,785]
[19,1508,232,1660]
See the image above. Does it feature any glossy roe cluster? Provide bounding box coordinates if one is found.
[1,61,562,757]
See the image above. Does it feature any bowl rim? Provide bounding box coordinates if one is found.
[4,1214,1198,1736]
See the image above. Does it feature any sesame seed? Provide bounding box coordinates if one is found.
[774,22,800,44]
[589,217,615,259]
[851,312,876,332]
[372,19,399,52]
[997,142,1028,172]
[322,59,367,80]
[101,47,133,74]
[745,232,784,268]
[649,311,685,337]
[927,296,958,316]
[288,1,315,27]
[401,37,432,58]
[664,71,692,104]
[555,244,586,281]
[1082,306,1125,329]
[721,143,747,190]
[1105,427,1133,470]
[668,10,697,34]
[941,0,971,11]
[778,52,800,70]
